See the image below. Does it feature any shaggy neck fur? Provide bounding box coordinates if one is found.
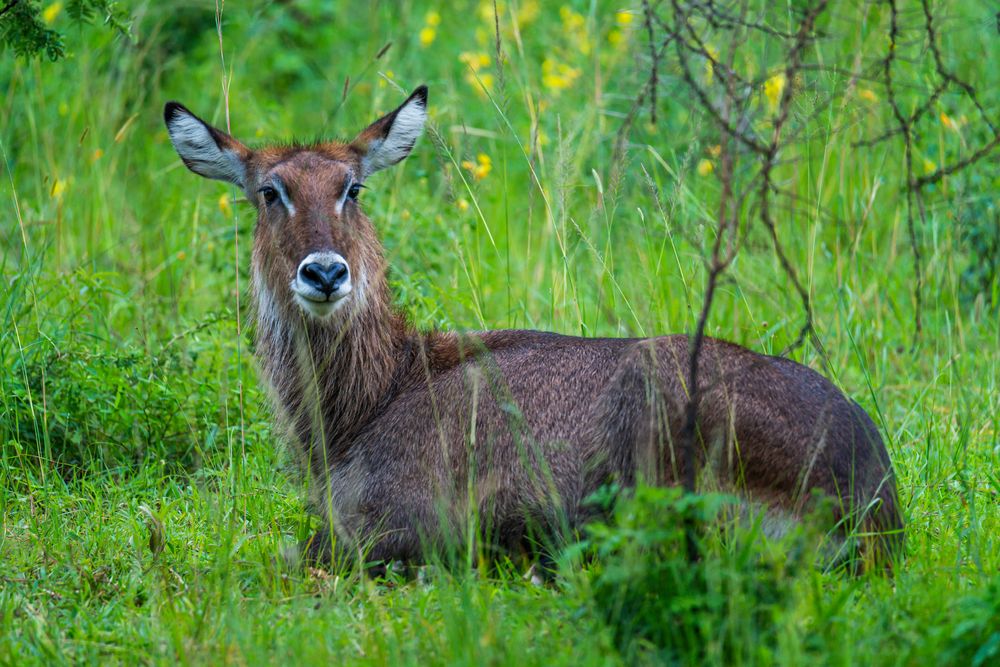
[253,264,414,472]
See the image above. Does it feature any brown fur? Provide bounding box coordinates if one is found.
[164,90,903,571]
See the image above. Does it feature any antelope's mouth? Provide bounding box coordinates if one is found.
[290,280,353,318]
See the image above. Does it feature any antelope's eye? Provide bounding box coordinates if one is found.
[347,183,362,200]
[258,186,278,205]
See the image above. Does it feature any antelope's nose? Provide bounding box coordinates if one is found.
[299,261,349,296]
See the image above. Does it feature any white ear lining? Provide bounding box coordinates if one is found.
[361,98,427,177]
[166,112,245,187]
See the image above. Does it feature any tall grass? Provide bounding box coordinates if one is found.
[1,1,998,664]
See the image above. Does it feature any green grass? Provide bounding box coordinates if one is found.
[2,0,999,664]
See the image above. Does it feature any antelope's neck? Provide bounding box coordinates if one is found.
[254,281,413,464]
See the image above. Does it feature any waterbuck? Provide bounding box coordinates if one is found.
[164,86,902,571]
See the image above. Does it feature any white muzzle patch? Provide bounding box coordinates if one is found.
[291,251,353,318]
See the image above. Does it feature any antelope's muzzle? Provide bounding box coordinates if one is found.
[291,251,353,317]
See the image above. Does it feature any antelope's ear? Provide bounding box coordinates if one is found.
[163,102,251,188]
[352,86,428,178]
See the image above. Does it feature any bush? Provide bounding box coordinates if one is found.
[0,269,236,475]
[2,342,223,473]
[569,486,812,664]
[0,0,130,61]
[943,576,1000,666]
[958,194,1000,310]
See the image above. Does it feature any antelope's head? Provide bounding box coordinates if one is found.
[163,87,428,323]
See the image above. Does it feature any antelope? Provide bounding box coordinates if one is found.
[163,86,902,571]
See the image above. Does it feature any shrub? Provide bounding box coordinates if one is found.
[942,576,1000,666]
[569,486,813,664]
[0,269,237,475]
[2,341,224,473]
[958,194,1000,310]
[0,0,130,61]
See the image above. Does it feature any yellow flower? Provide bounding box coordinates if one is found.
[463,72,494,97]
[219,194,232,218]
[478,0,504,22]
[425,11,441,27]
[43,2,63,25]
[704,45,719,85]
[517,0,540,27]
[400,209,412,221]
[764,72,786,112]
[460,52,491,71]
[378,70,395,88]
[51,178,67,199]
[608,11,635,48]
[419,27,436,47]
[542,75,561,90]
[696,159,714,176]
[457,198,470,212]
[463,154,492,181]
[560,6,585,30]
[708,144,722,157]
[176,251,187,261]
[923,158,936,174]
[858,88,878,103]
[90,149,104,163]
[525,128,550,147]
[475,153,491,179]
[541,58,581,94]
[559,5,591,54]
[461,53,494,96]
[940,112,957,131]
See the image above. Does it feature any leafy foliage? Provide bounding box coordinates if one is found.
[943,576,1000,666]
[0,0,63,59]
[2,337,224,472]
[0,0,130,61]
[958,194,1000,308]
[0,269,235,473]
[571,487,809,663]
